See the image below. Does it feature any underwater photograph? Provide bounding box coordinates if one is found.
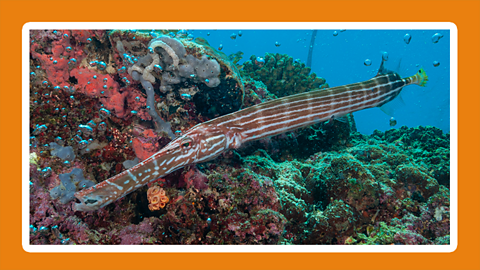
[28,27,451,246]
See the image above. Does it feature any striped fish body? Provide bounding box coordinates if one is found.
[212,68,427,144]
[74,64,428,211]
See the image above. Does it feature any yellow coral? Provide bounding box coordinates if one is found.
[29,152,40,168]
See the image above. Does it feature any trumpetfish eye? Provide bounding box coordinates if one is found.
[181,137,193,149]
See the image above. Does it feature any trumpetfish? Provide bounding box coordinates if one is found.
[73,60,428,211]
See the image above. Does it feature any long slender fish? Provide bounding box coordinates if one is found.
[73,60,428,211]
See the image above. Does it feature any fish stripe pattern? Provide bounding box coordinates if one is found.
[73,63,428,211]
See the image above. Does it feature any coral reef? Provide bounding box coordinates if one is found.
[30,121,450,245]
[29,29,450,246]
[241,53,329,97]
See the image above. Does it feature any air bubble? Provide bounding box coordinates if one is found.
[97,62,106,71]
[382,51,389,61]
[73,134,83,143]
[87,120,96,128]
[33,124,47,135]
[432,33,443,43]
[154,65,163,72]
[41,167,52,178]
[98,122,107,132]
[403,33,411,44]
[78,140,89,149]
[180,93,192,100]
[99,108,111,119]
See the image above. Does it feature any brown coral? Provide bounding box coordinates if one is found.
[147,185,169,211]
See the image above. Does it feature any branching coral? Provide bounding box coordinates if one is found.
[147,185,169,211]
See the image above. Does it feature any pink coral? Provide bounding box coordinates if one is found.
[179,166,209,190]
[69,68,129,118]
[30,30,88,86]
[131,129,163,161]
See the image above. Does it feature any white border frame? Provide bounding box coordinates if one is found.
[22,22,458,253]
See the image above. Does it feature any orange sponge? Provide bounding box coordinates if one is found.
[147,186,169,211]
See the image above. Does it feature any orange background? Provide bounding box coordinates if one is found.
[1,0,479,269]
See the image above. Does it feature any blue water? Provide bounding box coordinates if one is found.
[188,29,451,135]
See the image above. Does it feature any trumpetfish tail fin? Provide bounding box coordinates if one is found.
[407,68,429,87]
[416,68,429,87]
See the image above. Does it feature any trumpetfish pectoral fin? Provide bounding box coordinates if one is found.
[332,113,353,124]
[380,101,400,117]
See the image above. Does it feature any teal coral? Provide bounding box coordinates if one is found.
[241,53,328,97]
[230,126,450,244]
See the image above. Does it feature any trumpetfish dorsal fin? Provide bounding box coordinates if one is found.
[375,58,395,77]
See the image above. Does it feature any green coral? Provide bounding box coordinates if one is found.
[306,199,357,244]
[29,152,40,169]
[242,150,313,221]
[357,221,398,245]
[241,53,328,97]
